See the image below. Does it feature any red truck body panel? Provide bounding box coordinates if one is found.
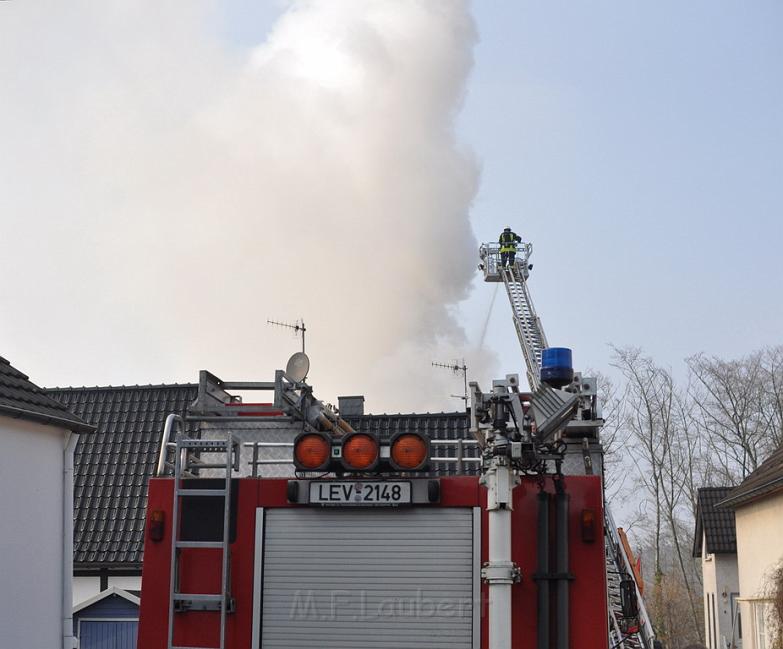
[139,476,608,648]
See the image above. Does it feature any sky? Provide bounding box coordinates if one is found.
[459,1,782,388]
[0,1,781,414]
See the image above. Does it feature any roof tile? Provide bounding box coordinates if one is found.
[693,487,737,557]
[47,383,199,567]
[0,356,92,432]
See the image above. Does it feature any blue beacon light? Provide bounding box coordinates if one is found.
[540,347,574,388]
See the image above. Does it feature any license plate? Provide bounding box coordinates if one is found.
[308,481,411,506]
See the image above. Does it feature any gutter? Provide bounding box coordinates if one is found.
[717,476,783,509]
[73,564,143,573]
[63,432,79,649]
[0,404,95,434]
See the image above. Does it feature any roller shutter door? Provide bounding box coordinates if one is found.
[261,507,477,649]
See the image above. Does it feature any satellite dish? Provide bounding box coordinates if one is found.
[286,352,310,383]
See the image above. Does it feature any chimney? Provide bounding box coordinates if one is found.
[338,395,365,418]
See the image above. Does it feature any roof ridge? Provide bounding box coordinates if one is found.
[44,382,199,392]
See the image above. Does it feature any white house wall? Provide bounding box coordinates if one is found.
[73,577,101,605]
[715,555,741,648]
[0,415,69,649]
[717,555,741,647]
[702,538,741,648]
[736,494,783,649]
[702,540,717,645]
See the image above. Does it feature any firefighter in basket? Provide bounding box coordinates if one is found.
[499,226,522,268]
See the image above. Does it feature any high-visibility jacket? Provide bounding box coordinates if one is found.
[499,230,521,253]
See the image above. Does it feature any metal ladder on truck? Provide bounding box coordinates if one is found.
[500,254,548,391]
[479,241,656,649]
[159,414,240,649]
[478,241,548,392]
[605,508,655,648]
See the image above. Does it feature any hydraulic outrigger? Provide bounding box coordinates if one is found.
[474,241,656,649]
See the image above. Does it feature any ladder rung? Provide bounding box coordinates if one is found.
[178,439,231,449]
[185,463,232,470]
[176,541,224,549]
[173,593,223,602]
[176,488,226,497]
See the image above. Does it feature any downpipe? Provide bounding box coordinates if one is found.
[555,481,571,649]
[63,432,79,649]
[536,491,551,649]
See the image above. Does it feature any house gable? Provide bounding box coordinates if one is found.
[693,487,737,557]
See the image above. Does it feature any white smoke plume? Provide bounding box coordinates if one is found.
[0,1,490,412]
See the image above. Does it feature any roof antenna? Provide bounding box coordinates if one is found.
[432,360,469,405]
[267,318,307,353]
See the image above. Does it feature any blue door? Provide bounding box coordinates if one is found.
[79,620,138,649]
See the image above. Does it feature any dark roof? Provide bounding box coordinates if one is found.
[0,356,93,433]
[46,383,473,570]
[346,411,476,476]
[46,384,199,568]
[718,445,783,509]
[346,411,469,440]
[693,487,737,557]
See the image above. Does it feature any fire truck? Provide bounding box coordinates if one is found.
[137,243,655,649]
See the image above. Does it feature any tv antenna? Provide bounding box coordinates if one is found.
[267,318,307,353]
[432,360,468,405]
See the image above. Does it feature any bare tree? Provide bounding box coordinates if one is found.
[760,346,783,448]
[609,345,783,644]
[673,385,708,518]
[687,351,780,483]
[611,346,702,639]
[636,532,705,649]
[591,369,629,500]
[611,346,666,580]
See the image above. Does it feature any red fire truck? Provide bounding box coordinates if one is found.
[138,243,653,649]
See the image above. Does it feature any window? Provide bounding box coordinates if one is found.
[730,592,741,641]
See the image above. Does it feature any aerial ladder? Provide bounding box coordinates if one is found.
[478,240,657,649]
[480,242,547,391]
